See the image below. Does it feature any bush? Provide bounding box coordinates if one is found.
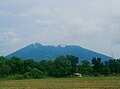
[7,74,24,80]
[29,68,44,78]
[23,72,31,79]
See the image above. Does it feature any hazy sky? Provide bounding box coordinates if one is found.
[0,0,120,58]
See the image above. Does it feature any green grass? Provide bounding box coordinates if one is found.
[0,77,120,89]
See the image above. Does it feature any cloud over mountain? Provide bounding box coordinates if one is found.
[0,0,120,58]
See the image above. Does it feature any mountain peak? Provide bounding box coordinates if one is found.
[30,42,42,48]
[6,43,111,61]
[32,42,42,46]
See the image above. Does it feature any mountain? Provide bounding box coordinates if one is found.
[6,43,111,61]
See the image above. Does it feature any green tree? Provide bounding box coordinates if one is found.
[38,60,54,76]
[0,64,11,77]
[106,59,120,74]
[102,66,111,76]
[92,58,103,76]
[45,60,54,76]
[66,55,79,74]
[0,56,6,60]
[6,56,24,74]
[53,56,71,77]
[38,60,48,72]
[24,59,38,68]
[0,56,6,67]
[78,60,92,75]
[29,68,44,78]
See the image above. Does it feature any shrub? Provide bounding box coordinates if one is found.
[29,68,44,78]
[7,74,24,80]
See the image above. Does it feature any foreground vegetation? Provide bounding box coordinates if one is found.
[0,77,120,89]
[0,55,120,79]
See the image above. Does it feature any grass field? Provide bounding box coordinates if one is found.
[0,77,120,89]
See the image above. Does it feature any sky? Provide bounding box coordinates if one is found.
[0,0,120,58]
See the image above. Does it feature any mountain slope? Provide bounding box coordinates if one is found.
[6,43,111,61]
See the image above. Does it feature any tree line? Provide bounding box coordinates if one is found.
[0,55,120,79]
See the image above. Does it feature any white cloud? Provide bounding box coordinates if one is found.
[0,0,120,58]
[0,27,25,55]
[0,0,55,6]
[0,30,22,45]
[19,7,51,17]
[0,10,14,16]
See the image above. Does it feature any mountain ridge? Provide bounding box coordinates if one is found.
[6,43,111,61]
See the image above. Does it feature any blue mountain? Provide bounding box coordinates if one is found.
[6,43,111,61]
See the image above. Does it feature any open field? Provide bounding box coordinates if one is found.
[0,77,120,89]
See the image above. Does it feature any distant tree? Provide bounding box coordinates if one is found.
[38,60,48,72]
[0,55,119,79]
[101,66,111,76]
[6,56,24,74]
[45,60,54,76]
[29,68,44,78]
[78,60,92,75]
[0,56,6,66]
[66,55,79,74]
[106,59,120,74]
[0,56,6,60]
[53,56,71,77]
[38,60,54,76]
[92,58,103,76]
[24,59,38,69]
[0,64,11,77]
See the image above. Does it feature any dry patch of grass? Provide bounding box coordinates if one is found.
[0,77,119,89]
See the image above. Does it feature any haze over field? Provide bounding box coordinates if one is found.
[0,0,120,58]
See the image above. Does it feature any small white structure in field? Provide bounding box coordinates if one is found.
[74,73,82,77]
